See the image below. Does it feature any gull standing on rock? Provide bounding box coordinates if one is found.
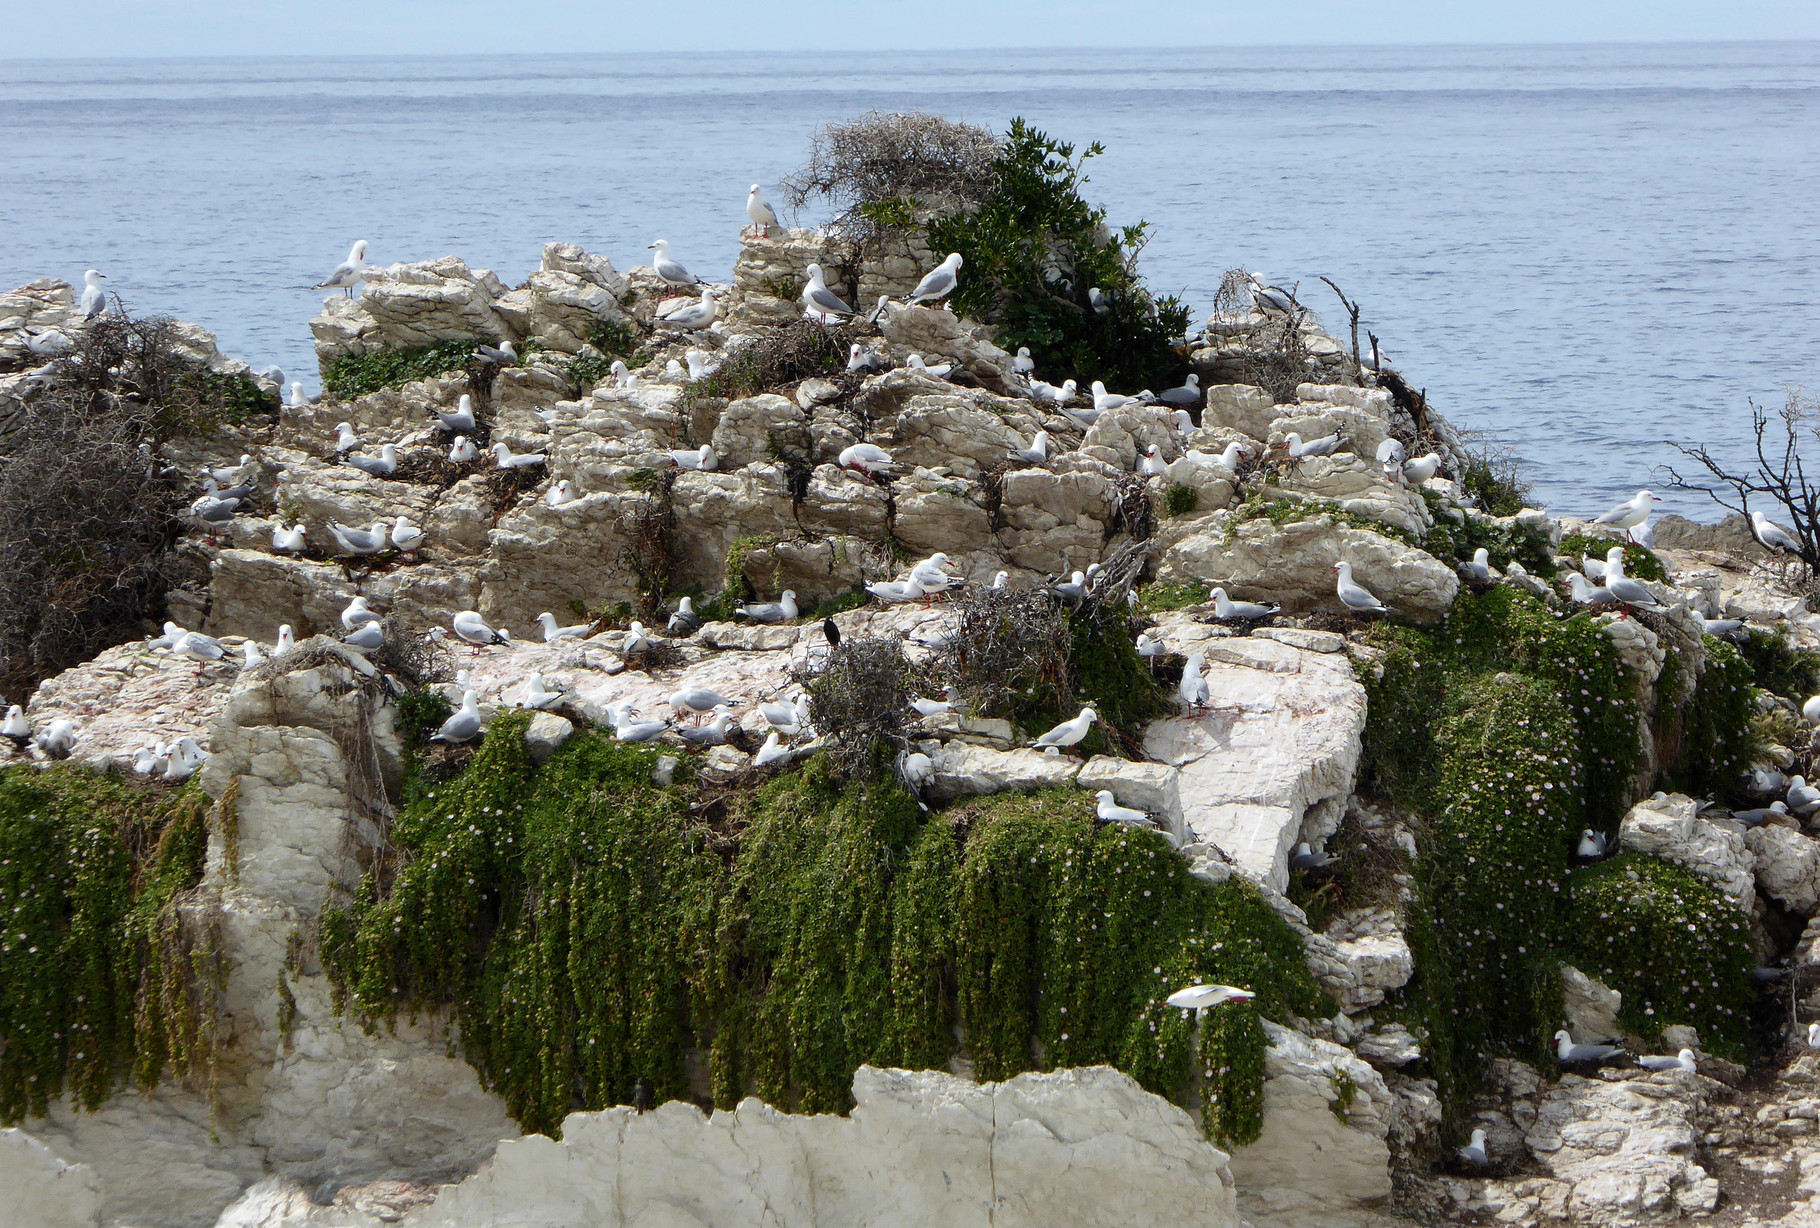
[79,269,109,319]
[452,610,512,649]
[1564,573,1621,608]
[1637,1049,1698,1074]
[1601,547,1663,609]
[546,479,578,508]
[1788,775,1820,815]
[1333,561,1390,615]
[1458,1130,1489,1168]
[657,287,719,331]
[746,184,780,237]
[801,264,855,319]
[287,382,309,409]
[905,354,953,379]
[519,674,564,711]
[670,687,738,725]
[431,691,484,743]
[275,625,295,656]
[679,708,735,746]
[1135,632,1166,659]
[1139,444,1168,476]
[1179,654,1211,710]
[839,443,895,478]
[754,731,792,767]
[1290,842,1336,872]
[847,343,888,374]
[473,340,517,366]
[334,422,362,453]
[1034,707,1098,752]
[391,516,423,551]
[866,576,926,605]
[911,685,959,717]
[316,241,369,298]
[1752,509,1803,554]
[1590,490,1659,540]
[2,706,31,750]
[608,702,668,744]
[905,253,963,307]
[647,239,701,287]
[36,719,77,759]
[535,612,589,642]
[343,622,385,651]
[1090,381,1143,413]
[1403,453,1441,484]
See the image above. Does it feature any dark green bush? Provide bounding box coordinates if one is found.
[322,338,487,399]
[1676,635,1759,801]
[1734,626,1820,702]
[1557,534,1668,584]
[1165,483,1199,517]
[927,119,1190,391]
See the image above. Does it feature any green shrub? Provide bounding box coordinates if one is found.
[1165,483,1199,517]
[1459,450,1533,517]
[0,768,217,1123]
[1735,626,1820,702]
[1136,583,1207,614]
[1557,534,1668,584]
[1423,496,1557,577]
[1567,854,1754,1054]
[927,119,1190,391]
[322,338,487,399]
[1676,635,1759,801]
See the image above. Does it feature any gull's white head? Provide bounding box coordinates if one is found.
[648,238,670,253]
[942,252,963,270]
[805,262,825,283]
[351,240,368,262]
[84,269,106,285]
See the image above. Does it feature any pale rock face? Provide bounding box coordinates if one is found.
[1227,1023,1394,1228]
[1746,822,1820,915]
[1296,383,1393,415]
[890,470,995,558]
[0,1128,104,1228]
[1158,514,1460,625]
[23,641,237,773]
[1079,404,1180,471]
[524,711,574,763]
[1075,757,1187,843]
[1141,618,1365,893]
[1275,454,1433,538]
[1268,406,1394,469]
[1618,792,1756,913]
[493,246,634,356]
[797,463,890,539]
[880,387,1046,478]
[710,393,810,468]
[734,535,885,608]
[310,257,518,371]
[876,302,1021,391]
[276,457,440,539]
[478,490,643,630]
[1559,963,1624,1044]
[1198,383,1278,440]
[407,1065,1238,1228]
[558,385,690,478]
[1322,909,1415,1012]
[926,743,1083,801]
[995,468,1114,576]
[665,465,804,593]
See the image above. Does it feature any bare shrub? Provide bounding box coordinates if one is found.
[1237,308,1313,406]
[808,634,911,779]
[614,469,677,619]
[780,111,1000,242]
[690,319,856,401]
[934,587,1072,727]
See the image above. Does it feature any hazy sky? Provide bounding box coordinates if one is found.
[5,0,1820,58]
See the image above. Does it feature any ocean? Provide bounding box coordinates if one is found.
[3,42,1819,519]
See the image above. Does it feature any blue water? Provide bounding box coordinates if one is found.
[3,43,1819,519]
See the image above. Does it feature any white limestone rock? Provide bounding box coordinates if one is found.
[876,301,1021,391]
[1199,383,1278,440]
[1746,822,1820,915]
[1076,756,1186,843]
[1560,963,1624,1045]
[0,1128,103,1228]
[310,257,519,371]
[524,711,574,764]
[1276,454,1433,538]
[1618,792,1756,913]
[710,393,810,468]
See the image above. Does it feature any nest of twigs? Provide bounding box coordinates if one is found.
[808,633,912,779]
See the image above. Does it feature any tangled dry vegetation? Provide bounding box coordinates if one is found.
[779,111,1000,245]
[807,634,912,779]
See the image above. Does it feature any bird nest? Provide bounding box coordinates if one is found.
[690,320,857,402]
[807,633,911,780]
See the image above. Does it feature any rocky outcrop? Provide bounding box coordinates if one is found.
[1619,793,1756,913]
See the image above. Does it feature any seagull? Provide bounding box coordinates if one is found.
[272,523,307,554]
[1049,571,1089,603]
[1139,445,1168,476]
[610,360,637,389]
[746,184,780,237]
[667,597,700,636]
[1158,374,1201,407]
[754,731,792,767]
[1033,707,1097,751]
[1554,1030,1625,1065]
[1703,618,1744,637]
[236,640,264,673]
[622,622,652,655]
[1731,801,1788,828]
[316,240,369,298]
[1012,347,1035,376]
[668,444,717,471]
[287,382,309,409]
[37,718,78,759]
[735,590,797,623]
[657,287,719,331]
[1,706,30,750]
[518,674,564,711]
[906,252,963,306]
[1215,442,1251,471]
[342,596,381,631]
[1752,509,1802,554]
[839,443,895,477]
[1376,437,1407,469]
[1333,561,1389,614]
[1090,381,1143,413]
[23,328,74,357]
[1247,274,1294,317]
[203,454,255,487]
[647,238,700,287]
[1164,983,1256,1015]
[78,268,109,319]
[909,552,960,591]
[328,520,390,555]
[345,443,398,477]
[905,354,953,379]
[162,737,209,782]
[671,687,738,724]
[535,612,589,642]
[900,750,935,795]
[547,479,578,507]
[847,343,888,374]
[387,513,422,553]
[1030,378,1076,406]
[1590,490,1659,538]
[760,693,810,733]
[685,349,718,380]
[1095,790,1153,827]
[911,686,959,717]
[473,340,518,366]
[452,610,512,649]
[991,571,1009,589]
[1135,632,1166,659]
[1088,287,1108,315]
[866,576,926,604]
[1457,1129,1489,1168]
[1464,548,1492,583]
[1582,552,1608,581]
[1563,573,1622,608]
[1178,653,1210,709]
[678,708,736,746]
[1289,842,1335,872]
[275,625,295,656]
[1282,431,1343,459]
[866,294,894,325]
[608,702,668,743]
[1576,829,1608,858]
[493,443,545,470]
[1403,453,1441,484]
[334,422,362,453]
[1808,1022,1820,1049]
[449,436,478,464]
[1602,548,1663,608]
[1209,587,1280,622]
[1170,409,1196,433]
[434,395,477,432]
[190,494,240,528]
[1637,1049,1698,1074]
[1008,430,1050,466]
[1805,694,1820,727]
[1789,775,1820,816]
[431,691,484,743]
[801,264,855,319]
[342,622,385,651]
[132,743,168,776]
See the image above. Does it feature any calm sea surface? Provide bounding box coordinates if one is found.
[2,43,1818,518]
